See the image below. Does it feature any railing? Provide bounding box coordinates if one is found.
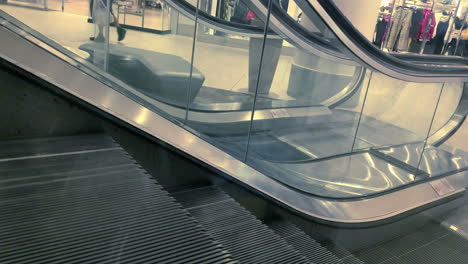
[1,0,468,200]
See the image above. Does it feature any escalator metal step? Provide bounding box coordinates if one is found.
[173,186,311,264]
[0,134,235,264]
[268,220,364,264]
[0,134,119,160]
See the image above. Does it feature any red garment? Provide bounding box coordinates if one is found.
[246,10,256,21]
[416,9,436,40]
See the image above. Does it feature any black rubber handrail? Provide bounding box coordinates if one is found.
[293,0,468,80]
[173,0,468,72]
[167,0,348,61]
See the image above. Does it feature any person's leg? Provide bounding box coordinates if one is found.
[111,13,127,41]
[110,13,120,27]
[90,25,105,41]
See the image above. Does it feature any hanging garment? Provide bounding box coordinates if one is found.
[409,39,423,53]
[374,15,390,48]
[433,16,450,54]
[416,9,436,41]
[423,40,436,54]
[386,8,414,51]
[231,0,251,24]
[382,14,392,43]
[456,39,468,57]
[410,8,424,39]
[374,19,387,47]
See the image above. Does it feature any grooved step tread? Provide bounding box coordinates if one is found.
[0,134,119,160]
[0,134,235,264]
[173,186,311,264]
[267,220,364,264]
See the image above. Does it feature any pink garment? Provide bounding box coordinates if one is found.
[246,10,256,21]
[416,9,436,40]
[382,14,392,42]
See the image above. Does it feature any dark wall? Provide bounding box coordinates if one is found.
[0,65,214,189]
[0,68,103,140]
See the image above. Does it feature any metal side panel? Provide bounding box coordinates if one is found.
[0,25,464,227]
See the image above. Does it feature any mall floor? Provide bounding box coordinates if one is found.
[0,3,304,100]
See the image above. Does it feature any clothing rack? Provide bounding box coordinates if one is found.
[402,3,433,9]
[376,0,464,55]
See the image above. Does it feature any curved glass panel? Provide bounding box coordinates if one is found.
[1,0,467,199]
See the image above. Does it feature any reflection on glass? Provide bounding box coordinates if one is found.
[87,0,112,70]
[81,6,197,121]
[355,72,444,170]
[62,0,91,16]
[238,0,385,198]
[161,2,170,30]
[247,0,365,162]
[115,0,144,28]
[416,82,468,177]
[184,0,267,160]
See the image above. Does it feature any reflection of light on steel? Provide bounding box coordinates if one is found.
[388,164,406,184]
[276,136,318,159]
[450,225,459,231]
[404,146,411,164]
[374,166,392,189]
[99,94,114,109]
[136,108,149,125]
[365,153,376,168]
[280,165,388,192]
[424,156,431,175]
[325,184,362,196]
[361,166,372,181]
[452,157,462,170]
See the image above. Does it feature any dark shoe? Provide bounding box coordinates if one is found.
[117,27,126,41]
[90,34,105,43]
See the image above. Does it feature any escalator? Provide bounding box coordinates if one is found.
[3,0,468,263]
[153,0,468,198]
[2,0,468,220]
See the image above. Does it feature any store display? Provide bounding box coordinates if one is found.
[374,0,464,55]
[415,8,435,41]
[433,12,450,53]
[374,14,391,47]
[450,15,468,56]
[386,6,414,51]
